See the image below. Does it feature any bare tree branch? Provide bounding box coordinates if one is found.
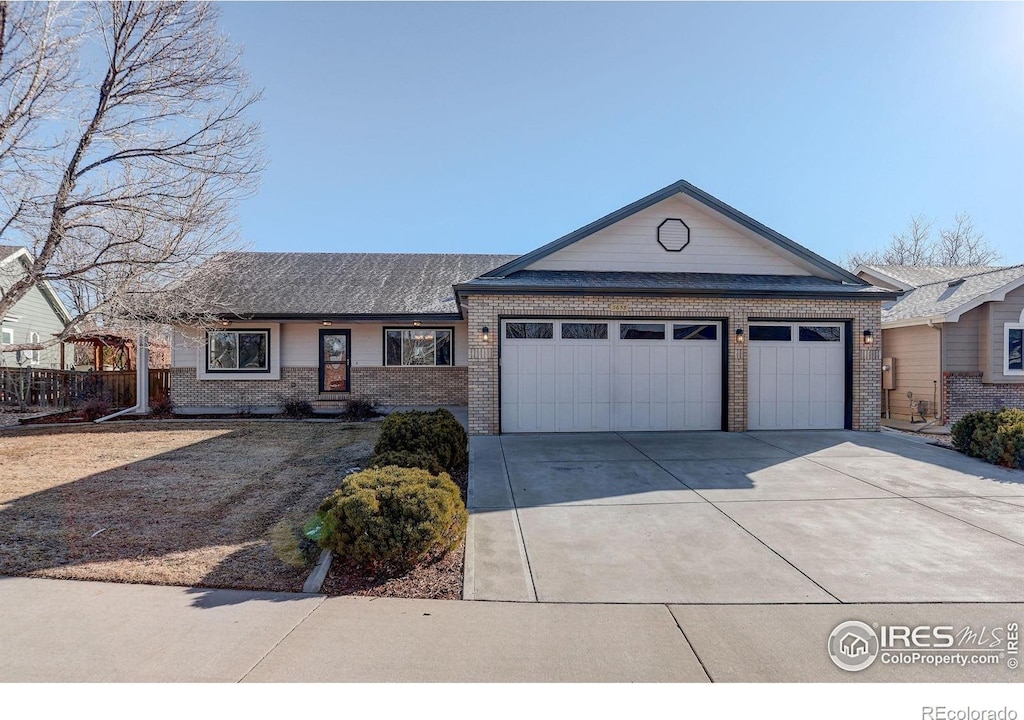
[845,213,1001,270]
[0,1,264,355]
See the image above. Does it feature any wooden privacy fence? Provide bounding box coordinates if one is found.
[0,368,170,409]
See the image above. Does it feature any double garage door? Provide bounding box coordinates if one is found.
[500,318,846,433]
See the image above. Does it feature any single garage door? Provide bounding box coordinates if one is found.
[500,319,722,433]
[748,322,846,430]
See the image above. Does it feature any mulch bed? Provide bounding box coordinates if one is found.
[320,539,465,600]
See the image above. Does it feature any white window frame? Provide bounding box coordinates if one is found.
[28,331,40,364]
[1,327,12,346]
[1004,322,1024,376]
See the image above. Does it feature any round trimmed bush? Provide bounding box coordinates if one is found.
[951,411,990,456]
[373,408,468,472]
[369,449,444,476]
[316,465,467,572]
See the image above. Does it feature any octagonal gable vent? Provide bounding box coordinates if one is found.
[657,218,690,252]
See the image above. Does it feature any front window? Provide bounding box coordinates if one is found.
[1006,324,1024,374]
[385,328,453,366]
[206,329,270,372]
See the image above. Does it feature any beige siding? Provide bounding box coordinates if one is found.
[881,325,941,421]
[172,321,470,372]
[943,306,982,373]
[527,195,814,275]
[986,284,1024,382]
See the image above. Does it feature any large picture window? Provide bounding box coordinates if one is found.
[385,328,453,367]
[206,329,270,372]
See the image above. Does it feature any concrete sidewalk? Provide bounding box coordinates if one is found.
[2,576,1021,682]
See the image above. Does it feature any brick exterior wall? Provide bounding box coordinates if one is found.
[942,371,1024,425]
[464,294,884,435]
[170,365,468,409]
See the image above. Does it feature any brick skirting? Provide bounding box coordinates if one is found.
[942,371,1024,425]
[170,365,468,409]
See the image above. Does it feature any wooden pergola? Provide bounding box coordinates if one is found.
[64,330,137,371]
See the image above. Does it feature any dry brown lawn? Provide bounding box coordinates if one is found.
[0,421,379,592]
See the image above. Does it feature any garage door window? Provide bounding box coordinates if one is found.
[506,322,553,339]
[673,324,717,341]
[749,325,792,342]
[561,322,608,340]
[620,323,665,340]
[799,326,841,342]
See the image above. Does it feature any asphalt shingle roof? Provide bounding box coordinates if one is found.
[0,245,23,263]
[879,265,1024,323]
[456,270,896,297]
[184,252,518,317]
[863,264,1004,288]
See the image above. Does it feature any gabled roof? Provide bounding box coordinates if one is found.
[857,263,1004,291]
[181,252,518,319]
[481,179,867,285]
[456,270,897,299]
[0,245,74,325]
[874,264,1024,326]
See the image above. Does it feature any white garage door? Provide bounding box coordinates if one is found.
[500,319,722,433]
[748,322,846,430]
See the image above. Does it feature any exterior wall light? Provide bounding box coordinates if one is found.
[482,326,490,343]
[863,329,874,345]
[219,320,231,327]
[413,320,422,327]
[735,327,744,343]
[321,320,332,326]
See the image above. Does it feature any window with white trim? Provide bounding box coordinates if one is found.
[1006,324,1024,375]
[206,329,270,372]
[384,328,453,366]
[28,332,40,364]
[1,328,12,346]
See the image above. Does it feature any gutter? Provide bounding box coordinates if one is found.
[454,284,902,301]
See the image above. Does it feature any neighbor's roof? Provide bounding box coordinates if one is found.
[878,264,1024,325]
[0,244,24,263]
[456,270,898,299]
[184,252,518,318]
[859,263,1004,291]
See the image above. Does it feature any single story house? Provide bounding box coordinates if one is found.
[0,245,74,370]
[170,179,897,434]
[856,264,1024,425]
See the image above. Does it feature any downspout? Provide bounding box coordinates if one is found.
[95,330,150,422]
[928,319,942,421]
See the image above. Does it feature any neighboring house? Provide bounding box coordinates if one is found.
[171,179,897,434]
[0,245,73,370]
[856,264,1024,424]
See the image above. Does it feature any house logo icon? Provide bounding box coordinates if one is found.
[828,621,880,672]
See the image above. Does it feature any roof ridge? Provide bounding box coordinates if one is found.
[912,263,1023,288]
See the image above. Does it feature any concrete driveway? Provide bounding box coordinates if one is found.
[464,430,1024,604]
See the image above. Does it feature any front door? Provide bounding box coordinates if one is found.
[319,329,351,392]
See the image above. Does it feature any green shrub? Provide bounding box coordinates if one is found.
[990,420,1024,469]
[971,412,1000,461]
[369,449,444,475]
[951,411,988,456]
[316,465,467,572]
[373,409,468,472]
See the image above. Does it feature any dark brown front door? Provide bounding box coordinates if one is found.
[319,329,350,392]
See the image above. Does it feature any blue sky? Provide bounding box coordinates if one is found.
[217,2,1024,263]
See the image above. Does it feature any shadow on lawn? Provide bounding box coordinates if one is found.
[0,422,376,604]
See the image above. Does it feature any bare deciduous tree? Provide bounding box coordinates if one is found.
[845,212,1001,270]
[0,1,263,355]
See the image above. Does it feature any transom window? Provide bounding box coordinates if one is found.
[799,326,842,342]
[673,324,717,341]
[1006,324,1024,374]
[620,323,666,340]
[749,325,792,342]
[561,322,608,340]
[206,329,270,372]
[385,328,453,366]
[505,322,553,339]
